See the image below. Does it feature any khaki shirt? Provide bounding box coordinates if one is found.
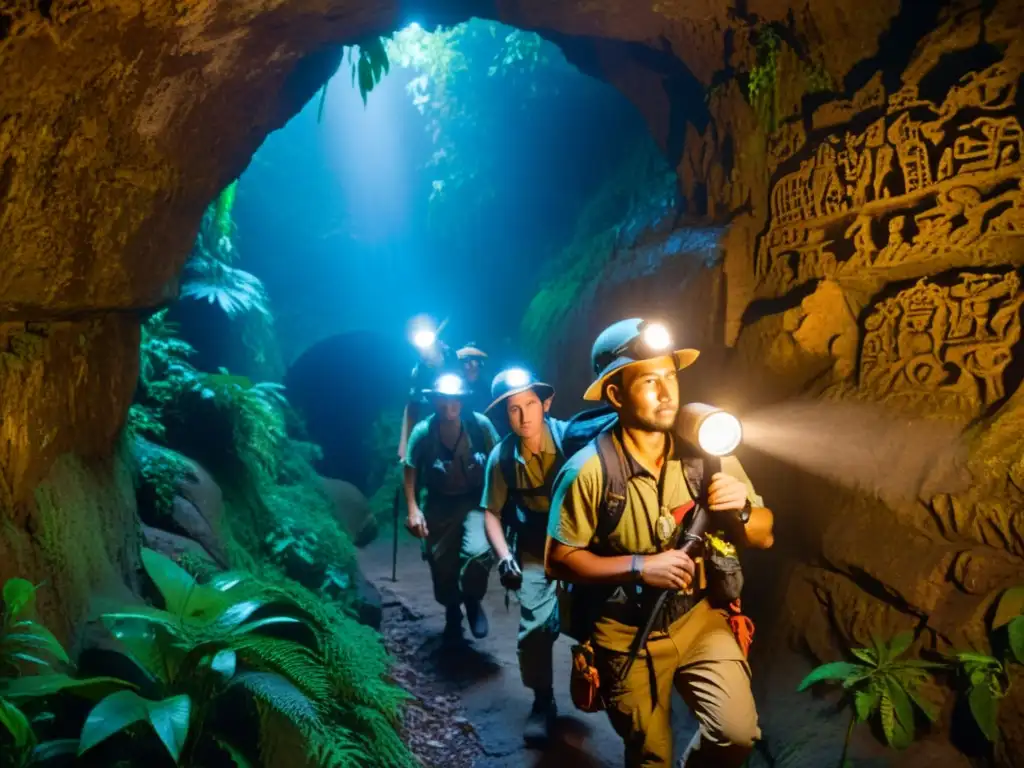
[482,418,568,517]
[547,430,762,651]
[405,412,499,501]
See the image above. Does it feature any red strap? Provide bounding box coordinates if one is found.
[727,599,755,657]
[671,500,695,525]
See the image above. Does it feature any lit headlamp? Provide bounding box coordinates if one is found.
[503,367,530,388]
[677,403,743,457]
[412,328,436,350]
[607,320,673,365]
[434,373,465,397]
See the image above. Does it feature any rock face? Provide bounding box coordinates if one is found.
[1,0,1023,763]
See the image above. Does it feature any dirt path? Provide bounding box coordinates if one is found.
[360,532,625,767]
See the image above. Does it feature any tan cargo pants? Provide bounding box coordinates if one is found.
[594,600,760,768]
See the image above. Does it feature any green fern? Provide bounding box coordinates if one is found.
[746,26,781,134]
[799,632,940,764]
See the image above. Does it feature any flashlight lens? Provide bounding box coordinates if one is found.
[697,411,742,456]
[435,373,463,396]
[413,329,436,350]
[642,323,671,351]
[504,367,530,388]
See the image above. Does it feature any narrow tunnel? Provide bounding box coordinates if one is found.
[1,3,1023,768]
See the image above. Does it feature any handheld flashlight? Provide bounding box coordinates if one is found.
[677,402,743,457]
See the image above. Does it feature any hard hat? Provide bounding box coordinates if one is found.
[456,343,488,362]
[486,367,555,412]
[583,318,700,402]
[424,371,470,397]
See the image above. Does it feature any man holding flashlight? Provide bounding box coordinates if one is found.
[480,366,567,744]
[405,370,500,645]
[545,318,774,768]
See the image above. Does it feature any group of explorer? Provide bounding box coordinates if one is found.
[399,318,775,768]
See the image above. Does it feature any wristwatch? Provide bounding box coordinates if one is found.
[738,499,753,525]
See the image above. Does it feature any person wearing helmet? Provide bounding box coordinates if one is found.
[404,370,500,646]
[398,337,458,463]
[456,343,489,414]
[480,367,567,745]
[545,318,774,768]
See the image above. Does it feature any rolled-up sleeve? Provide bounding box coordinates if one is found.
[481,444,508,514]
[547,451,602,549]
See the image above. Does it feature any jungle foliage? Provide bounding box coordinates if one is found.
[116,187,411,766]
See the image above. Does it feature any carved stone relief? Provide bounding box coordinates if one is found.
[833,271,1024,417]
[754,59,1024,297]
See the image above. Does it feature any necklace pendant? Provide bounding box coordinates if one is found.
[656,515,674,545]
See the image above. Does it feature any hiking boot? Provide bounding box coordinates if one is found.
[523,691,557,745]
[442,605,465,648]
[464,598,489,639]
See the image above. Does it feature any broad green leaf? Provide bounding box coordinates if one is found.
[968,684,1000,742]
[147,694,191,762]
[141,548,201,617]
[0,696,34,747]
[101,606,180,631]
[10,652,52,669]
[211,649,236,682]
[32,738,79,762]
[79,690,151,755]
[992,586,1024,630]
[854,688,878,722]
[104,619,176,685]
[906,686,938,722]
[1007,616,1024,665]
[850,647,877,666]
[230,616,302,636]
[0,673,134,701]
[885,678,915,749]
[208,572,248,593]
[870,632,890,665]
[880,689,895,745]
[887,632,914,661]
[3,579,37,619]
[955,651,999,665]
[211,599,270,631]
[4,624,70,664]
[797,662,864,691]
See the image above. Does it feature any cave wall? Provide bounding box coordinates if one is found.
[1,0,1023,761]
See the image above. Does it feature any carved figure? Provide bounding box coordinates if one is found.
[856,273,1023,414]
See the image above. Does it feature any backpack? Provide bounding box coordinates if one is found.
[496,417,567,559]
[551,405,720,642]
[414,413,491,496]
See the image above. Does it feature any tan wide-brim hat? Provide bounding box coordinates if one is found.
[582,318,700,401]
[486,368,555,413]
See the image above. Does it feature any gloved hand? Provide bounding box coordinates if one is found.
[498,556,523,591]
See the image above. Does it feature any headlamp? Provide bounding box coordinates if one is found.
[640,322,671,352]
[412,328,436,350]
[503,367,530,388]
[434,373,464,396]
[677,403,743,457]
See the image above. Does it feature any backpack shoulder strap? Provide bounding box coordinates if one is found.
[498,435,518,494]
[464,413,487,453]
[594,430,631,549]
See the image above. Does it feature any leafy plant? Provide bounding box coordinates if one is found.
[992,584,1024,664]
[83,548,339,764]
[746,26,781,134]
[798,632,940,764]
[1,579,69,677]
[950,651,1010,743]
[136,442,196,520]
[0,579,132,768]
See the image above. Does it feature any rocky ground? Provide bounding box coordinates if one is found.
[360,532,625,767]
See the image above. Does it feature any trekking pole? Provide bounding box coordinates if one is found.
[618,501,712,683]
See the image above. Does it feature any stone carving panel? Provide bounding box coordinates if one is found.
[754,59,1024,297]
[834,271,1024,416]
